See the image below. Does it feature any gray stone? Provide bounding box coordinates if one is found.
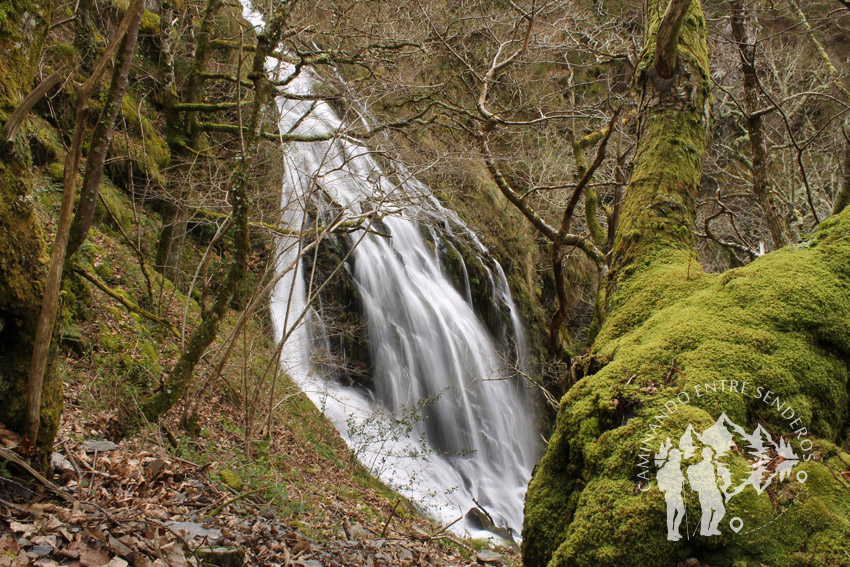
[82,440,119,453]
[165,521,223,544]
[29,545,53,557]
[51,452,73,473]
[475,550,503,565]
[347,523,372,539]
[396,546,414,561]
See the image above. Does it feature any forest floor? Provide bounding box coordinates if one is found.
[0,360,518,567]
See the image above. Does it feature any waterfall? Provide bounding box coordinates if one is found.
[243,4,540,537]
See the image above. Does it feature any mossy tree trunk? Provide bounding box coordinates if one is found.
[155,0,224,286]
[0,0,62,461]
[522,1,850,566]
[24,0,146,449]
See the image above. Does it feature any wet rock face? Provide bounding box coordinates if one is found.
[430,221,520,367]
[303,230,373,391]
[438,237,508,338]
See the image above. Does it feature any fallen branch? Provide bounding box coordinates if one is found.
[380,498,402,538]
[2,66,68,145]
[0,447,75,503]
[208,488,263,516]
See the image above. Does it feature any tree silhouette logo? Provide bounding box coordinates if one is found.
[654,413,805,541]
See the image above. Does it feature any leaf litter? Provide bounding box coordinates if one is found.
[0,393,515,567]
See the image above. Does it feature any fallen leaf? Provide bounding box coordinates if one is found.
[158,542,188,567]
[0,535,21,553]
[7,522,35,536]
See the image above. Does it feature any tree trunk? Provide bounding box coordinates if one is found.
[66,1,144,258]
[522,2,850,566]
[24,0,145,448]
[833,134,850,216]
[730,0,787,250]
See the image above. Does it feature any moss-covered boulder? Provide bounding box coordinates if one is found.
[523,212,850,567]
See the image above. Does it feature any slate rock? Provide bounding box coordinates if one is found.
[165,521,223,544]
[82,440,119,453]
[475,550,503,565]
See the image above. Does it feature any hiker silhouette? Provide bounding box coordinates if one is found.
[687,446,725,536]
[657,448,686,541]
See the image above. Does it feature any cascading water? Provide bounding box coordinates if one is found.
[243,4,541,537]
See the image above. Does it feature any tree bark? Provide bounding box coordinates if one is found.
[730,0,787,250]
[66,1,144,258]
[2,67,67,146]
[0,0,58,464]
[834,129,850,216]
[24,0,145,446]
[654,0,693,79]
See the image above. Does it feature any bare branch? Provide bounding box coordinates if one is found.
[2,66,67,145]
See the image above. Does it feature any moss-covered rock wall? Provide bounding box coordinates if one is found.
[0,0,62,455]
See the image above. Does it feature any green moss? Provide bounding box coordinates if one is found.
[0,118,58,464]
[94,179,131,233]
[49,42,77,66]
[139,10,160,35]
[104,92,169,191]
[524,2,850,564]
[0,0,60,458]
[607,0,711,304]
[0,0,54,110]
[219,469,244,490]
[523,210,850,567]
